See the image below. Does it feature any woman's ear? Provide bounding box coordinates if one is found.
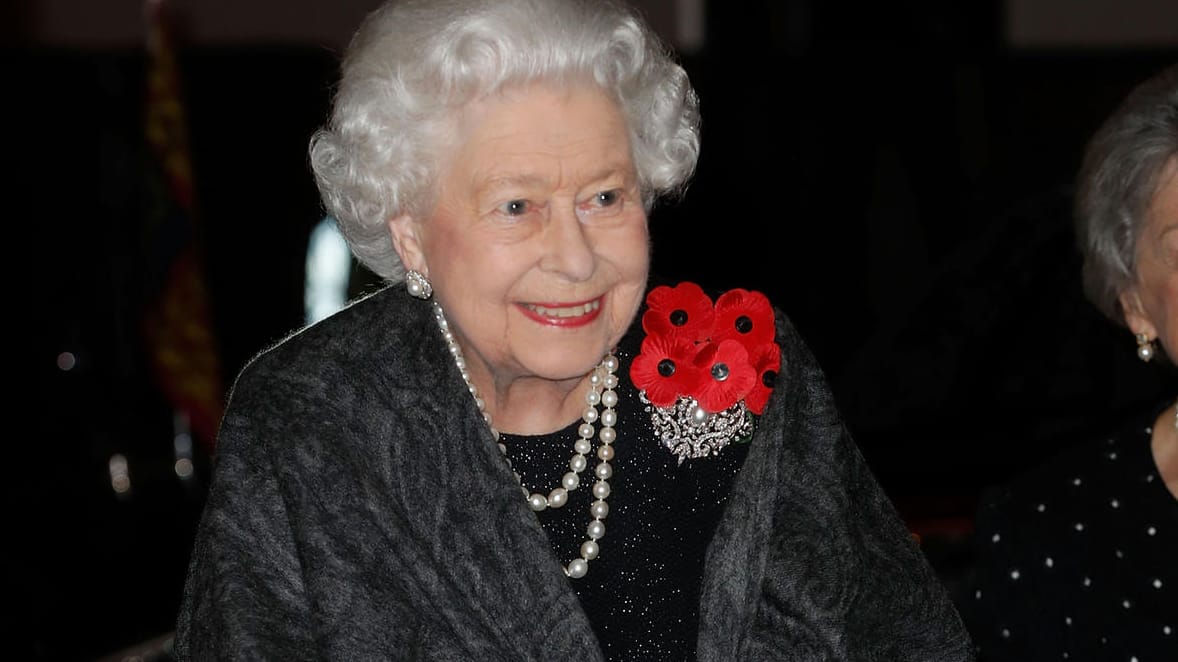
[1119,288,1158,338]
[388,214,428,277]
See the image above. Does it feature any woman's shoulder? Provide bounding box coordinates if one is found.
[229,285,436,397]
[977,399,1166,524]
[214,286,459,459]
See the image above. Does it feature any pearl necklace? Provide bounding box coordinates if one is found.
[433,302,620,579]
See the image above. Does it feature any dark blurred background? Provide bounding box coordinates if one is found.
[6,0,1177,659]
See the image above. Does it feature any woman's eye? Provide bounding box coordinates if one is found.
[595,189,621,207]
[576,188,629,222]
[500,199,529,216]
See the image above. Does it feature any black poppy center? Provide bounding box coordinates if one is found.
[735,315,753,333]
[657,359,676,377]
[762,370,777,388]
[711,362,730,381]
[670,309,689,326]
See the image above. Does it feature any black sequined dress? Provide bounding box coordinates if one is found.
[500,332,750,661]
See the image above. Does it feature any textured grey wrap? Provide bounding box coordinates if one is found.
[174,284,974,661]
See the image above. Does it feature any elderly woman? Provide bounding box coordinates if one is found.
[173,0,972,659]
[964,63,1177,661]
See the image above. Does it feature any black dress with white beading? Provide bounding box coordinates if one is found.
[964,397,1178,661]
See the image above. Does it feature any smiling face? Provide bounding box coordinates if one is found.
[390,82,650,402]
[1120,157,1178,361]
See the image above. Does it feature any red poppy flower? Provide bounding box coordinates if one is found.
[744,341,781,414]
[713,288,775,352]
[642,282,715,343]
[634,282,779,419]
[691,339,756,413]
[630,334,704,408]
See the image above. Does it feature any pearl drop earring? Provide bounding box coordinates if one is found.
[1135,333,1156,362]
[405,270,432,300]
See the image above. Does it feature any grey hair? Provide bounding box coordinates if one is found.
[1075,63,1178,324]
[308,0,702,283]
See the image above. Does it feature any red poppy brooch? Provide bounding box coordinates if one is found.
[629,282,781,464]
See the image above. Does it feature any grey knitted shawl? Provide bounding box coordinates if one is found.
[174,284,974,661]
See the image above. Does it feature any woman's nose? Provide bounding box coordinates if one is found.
[538,206,596,281]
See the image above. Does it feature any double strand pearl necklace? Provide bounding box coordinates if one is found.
[433,302,620,579]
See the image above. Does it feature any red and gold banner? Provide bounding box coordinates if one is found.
[142,0,224,452]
